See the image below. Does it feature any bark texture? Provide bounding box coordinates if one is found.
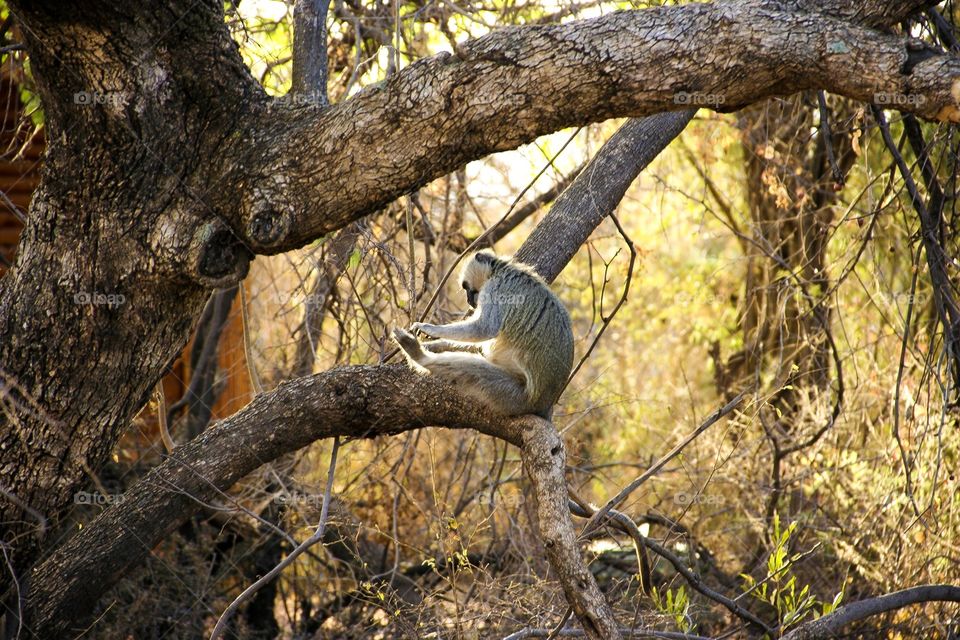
[520,419,622,640]
[0,0,266,590]
[515,110,695,279]
[781,585,960,640]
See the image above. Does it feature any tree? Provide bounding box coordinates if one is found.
[1,0,959,637]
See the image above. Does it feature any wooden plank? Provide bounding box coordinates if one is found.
[0,179,40,193]
[0,227,22,244]
[0,160,39,176]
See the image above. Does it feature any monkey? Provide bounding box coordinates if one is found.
[392,250,574,419]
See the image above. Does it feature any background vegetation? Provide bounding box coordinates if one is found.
[6,0,958,637]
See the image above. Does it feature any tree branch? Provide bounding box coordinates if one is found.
[24,366,522,636]
[3,0,953,632]
[244,1,960,253]
[291,0,332,105]
[521,419,621,639]
[515,111,694,280]
[781,585,960,640]
[796,0,937,28]
[22,101,700,635]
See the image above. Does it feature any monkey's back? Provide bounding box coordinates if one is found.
[485,262,574,417]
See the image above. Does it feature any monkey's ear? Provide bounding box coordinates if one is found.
[474,249,495,264]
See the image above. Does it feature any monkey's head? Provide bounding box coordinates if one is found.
[460,250,496,309]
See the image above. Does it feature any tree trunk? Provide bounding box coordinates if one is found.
[0,0,266,590]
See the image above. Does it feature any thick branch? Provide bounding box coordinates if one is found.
[23,102,697,636]
[515,111,694,280]
[8,0,950,634]
[27,370,627,638]
[20,98,695,636]
[521,419,621,640]
[794,0,938,28]
[245,1,960,253]
[24,366,520,636]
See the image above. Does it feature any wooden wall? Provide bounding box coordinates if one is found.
[0,78,39,271]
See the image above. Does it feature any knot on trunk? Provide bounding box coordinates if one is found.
[242,182,297,251]
[194,219,253,286]
[150,209,252,287]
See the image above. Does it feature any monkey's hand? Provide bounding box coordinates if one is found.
[410,322,441,338]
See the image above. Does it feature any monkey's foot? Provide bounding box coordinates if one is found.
[392,327,424,360]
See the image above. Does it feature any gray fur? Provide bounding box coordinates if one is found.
[422,339,484,355]
[393,253,574,419]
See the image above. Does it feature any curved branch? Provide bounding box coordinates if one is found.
[210,438,341,639]
[521,419,621,639]
[568,492,771,634]
[22,98,699,636]
[246,1,960,253]
[23,366,521,636]
[2,0,952,633]
[24,368,628,639]
[798,0,936,28]
[781,585,960,640]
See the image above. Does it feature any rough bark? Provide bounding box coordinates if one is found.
[253,1,960,253]
[17,102,691,635]
[0,0,266,591]
[291,0,331,105]
[794,0,935,28]
[520,419,622,640]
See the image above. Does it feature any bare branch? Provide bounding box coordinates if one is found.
[582,393,746,536]
[569,501,772,635]
[782,585,960,640]
[794,0,937,28]
[210,438,341,639]
[521,418,621,639]
[516,112,694,281]
[291,0,331,104]
[24,366,523,636]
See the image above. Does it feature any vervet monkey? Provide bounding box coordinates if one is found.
[392,250,574,419]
